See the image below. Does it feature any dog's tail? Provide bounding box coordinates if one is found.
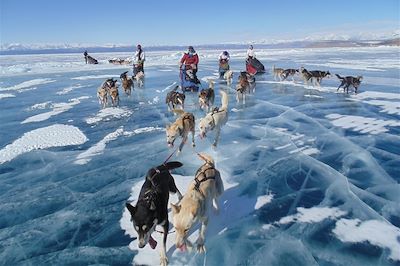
[197,152,214,166]
[272,65,275,72]
[214,170,224,196]
[220,90,228,111]
[335,74,344,80]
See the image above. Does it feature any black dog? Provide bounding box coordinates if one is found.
[336,74,363,94]
[300,67,330,86]
[126,161,183,265]
[310,70,331,85]
[282,68,299,81]
[166,86,186,111]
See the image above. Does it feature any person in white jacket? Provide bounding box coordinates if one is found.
[246,45,255,59]
[133,44,145,75]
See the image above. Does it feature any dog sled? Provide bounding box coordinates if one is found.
[84,51,98,64]
[180,65,200,92]
[246,57,265,75]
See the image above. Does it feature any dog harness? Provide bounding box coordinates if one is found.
[178,114,193,136]
[193,165,216,197]
[208,107,225,130]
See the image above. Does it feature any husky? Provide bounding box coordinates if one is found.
[166,111,196,153]
[300,67,330,86]
[108,79,119,107]
[126,161,183,266]
[199,90,228,147]
[272,65,285,81]
[236,72,250,104]
[336,74,363,94]
[166,86,185,111]
[97,78,115,108]
[199,81,215,112]
[171,153,224,253]
[309,70,331,86]
[120,71,134,96]
[223,70,233,86]
[282,68,299,81]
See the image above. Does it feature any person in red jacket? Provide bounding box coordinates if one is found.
[180,46,199,74]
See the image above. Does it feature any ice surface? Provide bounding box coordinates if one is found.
[0,46,399,265]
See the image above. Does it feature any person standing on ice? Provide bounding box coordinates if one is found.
[218,51,230,78]
[246,45,256,59]
[133,44,145,76]
[180,46,199,74]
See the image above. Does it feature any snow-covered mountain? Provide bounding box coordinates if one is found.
[1,30,399,55]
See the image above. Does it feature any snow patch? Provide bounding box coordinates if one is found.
[56,84,89,95]
[74,128,124,165]
[0,93,16,99]
[71,74,118,80]
[326,113,400,134]
[85,107,133,124]
[279,206,346,224]
[0,78,55,92]
[0,124,88,164]
[22,96,90,124]
[333,218,400,261]
[254,194,274,210]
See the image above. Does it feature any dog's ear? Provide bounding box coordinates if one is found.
[164,161,183,170]
[171,203,181,214]
[126,202,136,215]
[150,201,156,211]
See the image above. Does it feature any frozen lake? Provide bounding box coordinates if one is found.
[0,46,399,265]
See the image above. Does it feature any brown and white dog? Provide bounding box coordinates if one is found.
[199,81,215,112]
[97,78,115,108]
[223,70,233,86]
[236,72,250,104]
[108,79,120,107]
[199,90,228,147]
[171,153,224,253]
[166,86,185,111]
[166,111,196,153]
[336,74,363,94]
[272,65,285,81]
[134,71,145,88]
[120,71,134,96]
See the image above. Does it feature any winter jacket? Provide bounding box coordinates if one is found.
[134,49,145,64]
[247,49,256,58]
[180,53,199,67]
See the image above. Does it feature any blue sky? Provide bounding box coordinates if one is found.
[1,0,399,46]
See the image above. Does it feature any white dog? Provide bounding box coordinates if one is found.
[171,153,224,253]
[134,71,145,87]
[198,90,228,147]
[223,70,233,86]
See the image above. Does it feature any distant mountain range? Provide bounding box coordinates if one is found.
[1,38,399,55]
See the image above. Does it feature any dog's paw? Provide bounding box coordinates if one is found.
[196,244,206,253]
[160,256,168,266]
